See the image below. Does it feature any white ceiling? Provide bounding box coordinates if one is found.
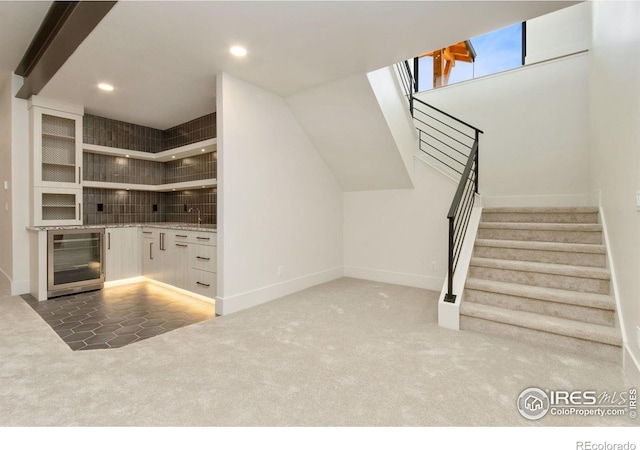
[19,1,576,129]
[0,1,51,81]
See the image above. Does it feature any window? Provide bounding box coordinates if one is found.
[417,22,524,91]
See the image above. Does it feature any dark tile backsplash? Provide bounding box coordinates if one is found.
[83,188,216,226]
[163,113,216,150]
[164,152,216,184]
[83,114,164,153]
[82,113,217,226]
[164,188,216,225]
[83,113,216,153]
[83,188,165,225]
[83,153,165,185]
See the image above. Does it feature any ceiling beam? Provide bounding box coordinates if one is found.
[15,1,117,100]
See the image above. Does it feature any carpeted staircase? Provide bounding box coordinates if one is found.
[460,207,622,362]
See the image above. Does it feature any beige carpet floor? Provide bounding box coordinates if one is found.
[0,277,634,426]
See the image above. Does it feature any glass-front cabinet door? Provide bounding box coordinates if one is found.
[33,187,83,226]
[31,106,83,188]
[29,97,84,226]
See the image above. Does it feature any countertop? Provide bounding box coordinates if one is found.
[26,222,217,233]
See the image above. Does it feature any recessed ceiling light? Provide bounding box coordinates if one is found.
[98,83,114,91]
[202,186,206,188]
[201,148,206,152]
[125,154,130,158]
[172,156,176,159]
[230,46,247,57]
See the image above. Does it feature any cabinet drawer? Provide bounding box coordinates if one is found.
[141,228,158,239]
[169,230,216,246]
[188,269,217,298]
[173,232,190,243]
[191,232,216,246]
[189,244,216,272]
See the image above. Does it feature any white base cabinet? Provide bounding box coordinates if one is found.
[105,227,142,282]
[142,228,160,280]
[140,227,216,299]
[189,268,217,298]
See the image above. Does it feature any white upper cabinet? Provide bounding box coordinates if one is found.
[29,97,84,189]
[29,97,84,226]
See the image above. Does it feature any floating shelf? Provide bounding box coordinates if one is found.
[42,162,76,167]
[83,138,216,162]
[83,179,217,192]
[43,133,75,141]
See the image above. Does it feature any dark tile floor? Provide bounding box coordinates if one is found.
[22,282,215,351]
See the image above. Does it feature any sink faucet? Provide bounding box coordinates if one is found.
[188,207,202,225]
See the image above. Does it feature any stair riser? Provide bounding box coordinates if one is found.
[464,289,615,326]
[473,246,606,268]
[481,212,599,224]
[477,228,602,244]
[468,266,610,294]
[460,316,621,363]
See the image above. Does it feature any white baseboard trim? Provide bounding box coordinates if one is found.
[600,208,640,383]
[623,345,640,388]
[11,279,30,296]
[343,265,443,291]
[216,266,344,316]
[599,208,627,339]
[413,153,458,185]
[482,193,591,208]
[0,267,29,296]
[438,204,483,331]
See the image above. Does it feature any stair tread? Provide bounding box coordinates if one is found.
[465,278,615,310]
[470,257,611,280]
[482,206,599,214]
[474,239,606,254]
[460,302,621,346]
[479,222,602,231]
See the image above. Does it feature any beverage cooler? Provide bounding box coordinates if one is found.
[47,229,104,298]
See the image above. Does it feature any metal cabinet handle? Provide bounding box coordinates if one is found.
[78,167,81,184]
[150,242,153,260]
[78,203,81,220]
[176,243,187,248]
[196,236,210,241]
[196,256,210,261]
[160,232,165,250]
[107,232,111,250]
[142,231,152,234]
[196,281,210,287]
[176,234,188,238]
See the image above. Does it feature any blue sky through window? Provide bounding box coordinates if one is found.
[417,22,523,91]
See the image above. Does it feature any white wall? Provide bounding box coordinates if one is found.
[526,2,591,64]
[416,53,590,207]
[366,66,417,181]
[344,156,455,290]
[10,74,31,295]
[588,0,640,385]
[286,72,413,191]
[0,73,30,295]
[0,73,12,284]
[216,72,343,315]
